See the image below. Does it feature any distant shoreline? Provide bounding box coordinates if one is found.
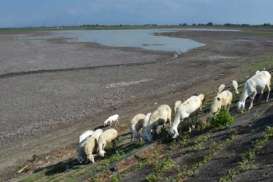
[1,23,273,32]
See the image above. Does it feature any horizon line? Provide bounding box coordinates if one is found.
[1,22,273,29]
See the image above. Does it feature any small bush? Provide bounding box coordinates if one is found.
[209,109,235,127]
[111,174,121,182]
[145,174,158,182]
[156,157,175,173]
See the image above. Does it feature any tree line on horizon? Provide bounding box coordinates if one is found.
[1,22,273,30]
[79,22,273,28]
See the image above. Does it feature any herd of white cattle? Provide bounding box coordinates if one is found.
[77,70,271,164]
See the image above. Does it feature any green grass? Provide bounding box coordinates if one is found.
[145,155,176,182]
[111,174,121,182]
[141,131,218,181]
[242,56,273,74]
[219,126,273,182]
[242,29,273,37]
[175,131,236,181]
[120,132,212,181]
[19,148,129,182]
[189,134,211,152]
[115,125,209,174]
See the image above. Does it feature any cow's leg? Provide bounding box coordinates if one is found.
[266,83,271,102]
[249,91,257,110]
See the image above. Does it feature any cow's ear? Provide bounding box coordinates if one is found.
[217,97,221,101]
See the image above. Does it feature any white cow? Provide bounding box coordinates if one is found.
[77,129,103,163]
[104,114,119,127]
[170,94,205,138]
[130,113,146,142]
[218,84,226,94]
[238,71,271,112]
[79,130,94,143]
[143,105,172,142]
[210,90,233,115]
[98,128,119,157]
[174,100,182,114]
[232,80,239,94]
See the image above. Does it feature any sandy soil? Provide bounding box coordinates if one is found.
[1,28,273,180]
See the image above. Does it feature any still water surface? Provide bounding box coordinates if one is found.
[52,29,205,53]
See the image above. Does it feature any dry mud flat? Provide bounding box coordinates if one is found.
[1,28,273,180]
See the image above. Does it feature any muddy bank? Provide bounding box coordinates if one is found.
[1,28,273,180]
[0,32,171,76]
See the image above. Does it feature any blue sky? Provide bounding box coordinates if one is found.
[1,0,273,27]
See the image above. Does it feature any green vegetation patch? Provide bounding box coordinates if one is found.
[209,109,235,127]
[242,56,273,74]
